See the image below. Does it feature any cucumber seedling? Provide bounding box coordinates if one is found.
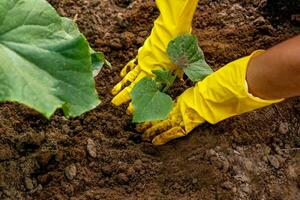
[131,34,213,123]
[167,34,213,82]
[130,69,175,123]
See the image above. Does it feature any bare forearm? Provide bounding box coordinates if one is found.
[247,35,300,100]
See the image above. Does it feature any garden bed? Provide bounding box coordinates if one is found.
[0,0,299,199]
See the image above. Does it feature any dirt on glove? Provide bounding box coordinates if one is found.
[0,0,299,199]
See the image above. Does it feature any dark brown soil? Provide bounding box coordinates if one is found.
[1,0,300,199]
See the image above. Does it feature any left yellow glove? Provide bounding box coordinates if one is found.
[111,0,199,106]
[137,51,284,145]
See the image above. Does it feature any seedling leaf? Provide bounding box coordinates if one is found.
[152,69,176,92]
[167,34,213,82]
[184,60,213,82]
[131,78,173,123]
[0,0,100,118]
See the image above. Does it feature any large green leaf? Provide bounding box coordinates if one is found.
[0,0,100,118]
[91,51,112,77]
[131,77,173,123]
[62,17,112,77]
[167,34,213,82]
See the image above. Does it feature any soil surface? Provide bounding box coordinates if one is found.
[1,0,300,199]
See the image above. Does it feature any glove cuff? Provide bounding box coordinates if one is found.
[244,80,284,104]
[182,50,285,125]
[244,50,284,104]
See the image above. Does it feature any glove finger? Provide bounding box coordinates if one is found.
[136,121,160,132]
[126,102,134,115]
[120,58,137,77]
[111,72,147,106]
[111,65,141,96]
[136,122,153,132]
[152,126,186,145]
[111,85,132,106]
[142,119,173,142]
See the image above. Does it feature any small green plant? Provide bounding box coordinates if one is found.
[0,0,110,118]
[152,69,176,92]
[167,34,213,82]
[131,70,175,123]
[131,34,213,123]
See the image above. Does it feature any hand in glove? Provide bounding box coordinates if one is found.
[111,0,199,107]
[137,51,283,145]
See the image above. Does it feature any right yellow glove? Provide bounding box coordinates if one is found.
[111,0,199,107]
[137,51,284,145]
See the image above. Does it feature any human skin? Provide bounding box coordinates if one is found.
[247,34,300,100]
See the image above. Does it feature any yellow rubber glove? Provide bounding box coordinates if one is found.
[137,51,284,145]
[111,0,199,106]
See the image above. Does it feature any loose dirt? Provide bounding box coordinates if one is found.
[0,0,299,199]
